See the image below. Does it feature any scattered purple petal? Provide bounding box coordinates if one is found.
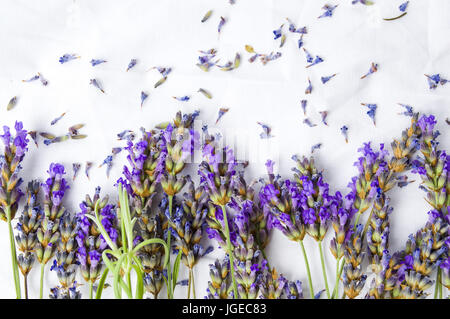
[51,112,66,125]
[361,63,378,79]
[340,125,349,143]
[90,79,105,93]
[321,73,337,84]
[59,53,79,64]
[90,59,107,66]
[126,59,137,72]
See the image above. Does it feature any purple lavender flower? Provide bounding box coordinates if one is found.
[302,48,313,63]
[306,55,324,68]
[22,74,40,83]
[90,59,107,66]
[303,118,316,127]
[218,16,227,36]
[257,122,273,139]
[90,78,105,93]
[361,63,378,79]
[76,187,117,287]
[398,103,414,117]
[399,1,409,12]
[140,91,149,108]
[50,112,66,126]
[305,78,312,94]
[361,103,377,126]
[318,4,338,18]
[173,96,190,102]
[126,59,137,72]
[273,24,283,40]
[59,53,79,64]
[341,125,349,143]
[301,100,307,115]
[321,74,337,84]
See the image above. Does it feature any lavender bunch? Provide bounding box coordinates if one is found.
[76,187,118,298]
[35,163,69,298]
[201,140,242,298]
[259,160,313,297]
[15,180,42,298]
[342,224,367,299]
[167,181,211,298]
[0,121,28,298]
[292,155,335,298]
[49,212,80,299]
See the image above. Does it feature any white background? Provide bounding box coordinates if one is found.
[0,0,449,299]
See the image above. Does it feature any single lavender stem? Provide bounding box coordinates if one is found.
[89,282,93,299]
[187,268,192,299]
[299,241,314,298]
[24,275,28,299]
[318,241,330,298]
[220,205,238,298]
[331,257,342,299]
[39,263,45,299]
[190,268,196,299]
[167,195,174,299]
[6,210,21,299]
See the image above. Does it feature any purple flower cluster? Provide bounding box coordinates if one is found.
[76,187,118,285]
[0,121,29,220]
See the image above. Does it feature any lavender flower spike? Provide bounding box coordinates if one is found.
[0,121,29,298]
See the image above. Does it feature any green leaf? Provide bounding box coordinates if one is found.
[95,268,110,299]
[172,250,183,293]
[132,264,144,299]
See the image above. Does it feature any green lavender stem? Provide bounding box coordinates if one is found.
[89,282,93,299]
[299,240,314,298]
[167,195,174,299]
[6,206,21,299]
[221,205,238,298]
[318,241,330,298]
[39,263,45,299]
[188,268,196,299]
[331,257,342,299]
[187,268,192,299]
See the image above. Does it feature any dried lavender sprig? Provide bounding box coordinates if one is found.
[118,127,166,298]
[35,163,69,299]
[206,257,233,299]
[410,114,449,297]
[0,121,29,298]
[342,224,367,299]
[15,180,41,298]
[159,110,200,298]
[168,181,211,298]
[50,212,79,299]
[201,139,242,298]
[76,187,118,298]
[392,215,448,299]
[260,160,314,297]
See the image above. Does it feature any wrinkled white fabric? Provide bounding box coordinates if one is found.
[0,0,449,298]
